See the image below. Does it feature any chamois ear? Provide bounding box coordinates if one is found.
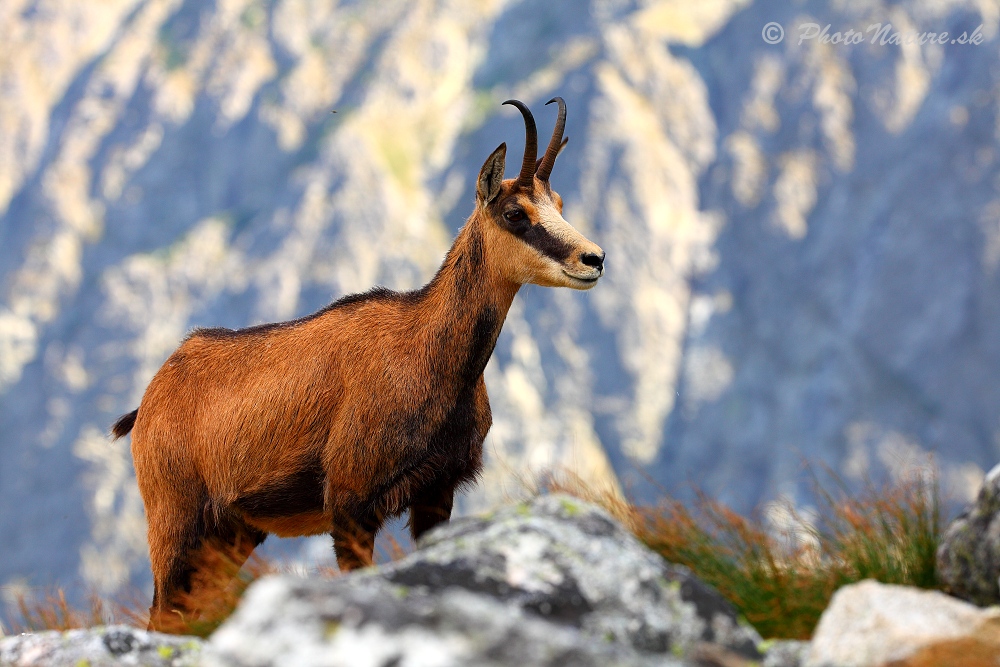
[477,143,506,205]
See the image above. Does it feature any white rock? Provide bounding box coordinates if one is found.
[805,580,1000,667]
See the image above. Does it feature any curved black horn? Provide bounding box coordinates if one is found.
[502,99,537,188]
[535,97,566,182]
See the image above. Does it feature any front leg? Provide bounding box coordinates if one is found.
[409,484,455,542]
[332,509,380,571]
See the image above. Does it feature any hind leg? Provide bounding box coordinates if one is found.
[182,513,266,627]
[147,500,265,633]
[146,495,205,633]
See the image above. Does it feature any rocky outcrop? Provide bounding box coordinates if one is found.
[938,462,1000,606]
[805,580,1000,667]
[0,625,202,666]
[204,494,762,666]
[9,497,1000,667]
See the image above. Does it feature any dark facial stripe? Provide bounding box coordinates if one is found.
[522,222,573,262]
[490,191,574,261]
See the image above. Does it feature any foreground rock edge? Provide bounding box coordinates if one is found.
[0,625,202,666]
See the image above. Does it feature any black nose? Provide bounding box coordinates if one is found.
[580,251,605,271]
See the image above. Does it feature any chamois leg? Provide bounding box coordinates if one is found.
[332,510,380,571]
[147,502,265,633]
[184,513,266,620]
[146,496,205,633]
[409,484,455,542]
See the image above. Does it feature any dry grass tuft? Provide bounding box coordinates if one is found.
[10,590,113,634]
[166,548,279,637]
[5,547,280,637]
[629,469,942,639]
[534,469,637,530]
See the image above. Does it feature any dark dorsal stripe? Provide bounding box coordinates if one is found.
[191,286,429,341]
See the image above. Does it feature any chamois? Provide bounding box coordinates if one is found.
[111,98,605,632]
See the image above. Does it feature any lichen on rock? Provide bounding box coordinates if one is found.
[204,494,762,666]
[0,625,202,667]
[937,462,1000,606]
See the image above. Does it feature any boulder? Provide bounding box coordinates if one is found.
[937,462,1000,606]
[205,494,763,666]
[0,625,202,666]
[805,580,1000,667]
[204,576,672,667]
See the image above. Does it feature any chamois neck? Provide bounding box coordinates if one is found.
[440,216,518,304]
[420,215,519,381]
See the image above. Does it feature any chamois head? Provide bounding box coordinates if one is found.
[475,98,605,290]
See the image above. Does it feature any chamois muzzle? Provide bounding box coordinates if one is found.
[581,251,605,272]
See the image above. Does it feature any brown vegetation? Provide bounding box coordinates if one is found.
[547,467,943,640]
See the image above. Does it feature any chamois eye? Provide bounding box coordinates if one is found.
[504,209,526,223]
[503,209,529,234]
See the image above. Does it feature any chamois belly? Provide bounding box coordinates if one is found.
[234,459,330,537]
[230,377,489,537]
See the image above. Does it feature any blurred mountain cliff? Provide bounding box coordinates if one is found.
[2,0,1000,603]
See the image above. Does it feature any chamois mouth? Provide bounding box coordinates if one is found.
[562,270,601,285]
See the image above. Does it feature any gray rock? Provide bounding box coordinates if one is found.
[205,576,673,667]
[0,625,202,666]
[937,462,1000,605]
[205,494,762,666]
[376,494,761,658]
[762,640,809,667]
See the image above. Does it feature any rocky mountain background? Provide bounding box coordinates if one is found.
[3,0,1000,617]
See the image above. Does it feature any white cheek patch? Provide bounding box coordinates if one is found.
[536,201,584,248]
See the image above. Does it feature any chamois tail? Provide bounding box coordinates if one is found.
[111,409,139,440]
